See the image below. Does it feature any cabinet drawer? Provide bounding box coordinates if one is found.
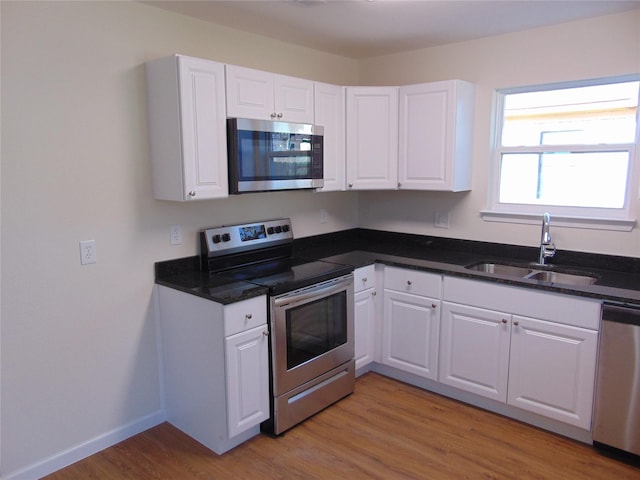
[354,265,376,293]
[224,295,267,336]
[384,266,441,297]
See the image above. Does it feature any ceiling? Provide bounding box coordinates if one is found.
[144,0,640,59]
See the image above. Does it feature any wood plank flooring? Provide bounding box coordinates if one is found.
[44,373,639,479]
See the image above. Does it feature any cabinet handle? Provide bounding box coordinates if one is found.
[362,277,367,283]
[270,112,277,119]
[398,182,401,188]
[277,113,283,119]
[513,320,520,327]
[431,303,437,309]
[501,319,508,324]
[372,291,376,297]
[188,190,196,197]
[348,183,353,188]
[262,330,269,337]
[407,280,412,286]
[245,313,252,320]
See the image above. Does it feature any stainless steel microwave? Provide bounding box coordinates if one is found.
[227,118,324,194]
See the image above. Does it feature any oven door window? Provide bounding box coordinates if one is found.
[285,290,347,370]
[238,130,313,181]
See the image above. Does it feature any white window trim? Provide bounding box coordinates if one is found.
[484,75,640,232]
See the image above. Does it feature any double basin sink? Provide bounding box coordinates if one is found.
[465,261,598,286]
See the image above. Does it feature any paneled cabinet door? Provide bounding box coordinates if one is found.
[439,302,510,402]
[224,324,270,438]
[507,315,598,429]
[346,87,399,190]
[146,55,228,201]
[398,80,474,192]
[354,288,376,371]
[314,82,346,192]
[382,290,439,379]
[226,65,314,123]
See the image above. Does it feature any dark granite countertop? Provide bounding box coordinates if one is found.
[155,229,640,305]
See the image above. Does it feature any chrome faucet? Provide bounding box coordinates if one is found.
[538,212,556,265]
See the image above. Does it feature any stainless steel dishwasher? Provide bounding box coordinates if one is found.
[592,302,640,457]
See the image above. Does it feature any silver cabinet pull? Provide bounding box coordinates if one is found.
[276,113,283,119]
[262,330,269,337]
[188,190,196,197]
[502,319,508,324]
[513,320,520,326]
[245,313,252,320]
[270,112,277,119]
[431,304,437,309]
[407,280,412,286]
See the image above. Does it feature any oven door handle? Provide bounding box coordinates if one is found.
[273,276,352,308]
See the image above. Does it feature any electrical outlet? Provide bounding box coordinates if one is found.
[170,225,182,245]
[434,212,450,229]
[79,240,97,265]
[320,209,328,224]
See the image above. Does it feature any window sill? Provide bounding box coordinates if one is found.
[480,210,636,232]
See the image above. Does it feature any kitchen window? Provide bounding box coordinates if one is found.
[483,76,640,231]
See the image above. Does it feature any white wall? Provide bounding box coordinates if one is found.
[0,1,357,477]
[357,10,640,257]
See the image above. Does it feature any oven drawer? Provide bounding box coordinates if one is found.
[224,296,267,336]
[354,264,375,293]
[384,266,441,297]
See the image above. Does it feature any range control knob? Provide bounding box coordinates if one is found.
[221,233,231,242]
[282,224,290,232]
[267,227,275,235]
[211,234,222,244]
[275,226,283,233]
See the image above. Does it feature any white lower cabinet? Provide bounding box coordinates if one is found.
[157,286,269,454]
[224,324,270,438]
[507,315,597,427]
[439,302,510,402]
[440,276,599,430]
[354,265,377,371]
[382,267,441,380]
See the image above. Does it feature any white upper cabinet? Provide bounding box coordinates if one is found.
[226,65,314,123]
[145,55,228,201]
[398,80,475,191]
[346,87,399,190]
[314,82,346,192]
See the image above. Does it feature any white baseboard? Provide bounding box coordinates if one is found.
[2,410,166,480]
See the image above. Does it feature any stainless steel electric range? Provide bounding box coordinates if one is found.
[200,218,355,435]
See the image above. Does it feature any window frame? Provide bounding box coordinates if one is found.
[482,75,640,232]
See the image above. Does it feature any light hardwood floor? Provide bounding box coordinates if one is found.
[44,373,639,479]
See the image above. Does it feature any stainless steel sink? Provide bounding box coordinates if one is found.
[526,270,598,286]
[465,262,533,277]
[465,262,598,286]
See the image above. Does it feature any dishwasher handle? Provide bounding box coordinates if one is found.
[602,303,640,327]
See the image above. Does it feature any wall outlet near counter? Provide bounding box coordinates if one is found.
[434,212,450,229]
[170,225,183,245]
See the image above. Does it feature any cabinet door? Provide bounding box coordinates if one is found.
[346,87,399,190]
[507,316,598,429]
[146,55,228,201]
[398,80,474,192]
[274,74,314,123]
[354,288,376,372]
[314,82,346,192]
[225,64,274,120]
[225,324,270,438]
[382,290,439,379]
[439,302,510,401]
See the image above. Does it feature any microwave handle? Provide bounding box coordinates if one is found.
[273,275,352,308]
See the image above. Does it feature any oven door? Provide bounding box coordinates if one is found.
[271,274,354,396]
